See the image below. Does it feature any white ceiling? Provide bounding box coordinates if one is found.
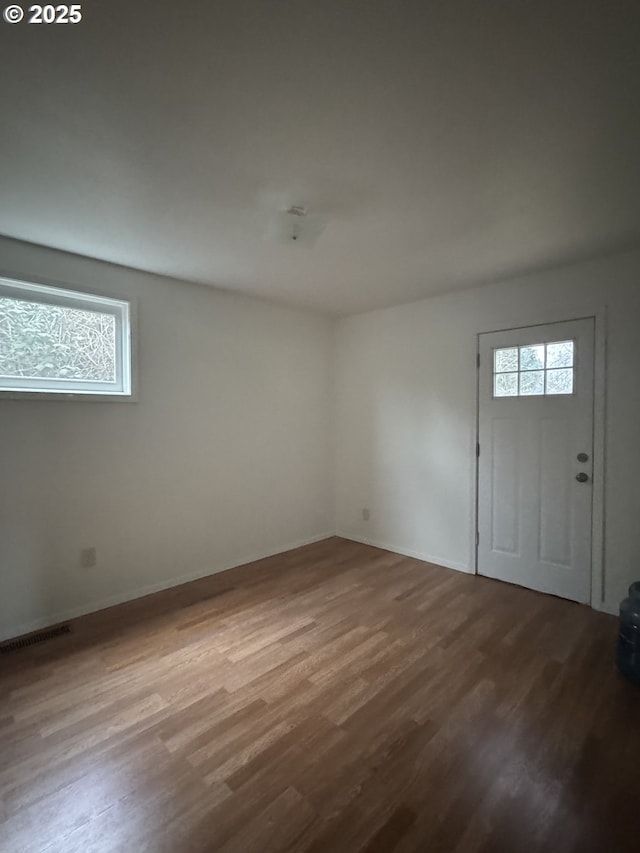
[1,1,639,314]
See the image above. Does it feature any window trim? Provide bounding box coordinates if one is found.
[0,275,136,401]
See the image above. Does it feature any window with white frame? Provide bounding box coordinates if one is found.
[0,277,132,397]
[493,340,575,397]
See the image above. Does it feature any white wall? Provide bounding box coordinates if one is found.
[335,249,640,612]
[0,237,334,640]
[3,237,639,641]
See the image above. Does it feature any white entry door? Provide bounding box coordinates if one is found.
[477,318,595,603]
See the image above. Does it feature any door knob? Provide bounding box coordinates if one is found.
[577,452,589,463]
[576,472,589,483]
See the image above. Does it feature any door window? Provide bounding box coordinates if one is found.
[493,340,574,398]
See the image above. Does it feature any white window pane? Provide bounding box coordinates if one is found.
[546,368,574,395]
[520,370,544,395]
[494,372,518,397]
[494,347,518,373]
[0,297,117,383]
[519,344,545,371]
[546,340,574,369]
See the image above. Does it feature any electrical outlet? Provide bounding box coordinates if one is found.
[80,547,97,568]
[362,508,370,521]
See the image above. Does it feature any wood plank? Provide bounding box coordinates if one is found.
[1,536,637,853]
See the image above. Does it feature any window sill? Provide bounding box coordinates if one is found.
[0,390,138,403]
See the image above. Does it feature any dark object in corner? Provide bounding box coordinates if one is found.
[617,582,640,685]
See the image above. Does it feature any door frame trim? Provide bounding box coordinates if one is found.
[473,310,607,612]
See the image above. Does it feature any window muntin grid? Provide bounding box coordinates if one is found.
[493,341,574,397]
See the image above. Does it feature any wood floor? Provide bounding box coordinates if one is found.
[0,537,637,853]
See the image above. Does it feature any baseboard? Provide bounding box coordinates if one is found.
[335,531,472,574]
[0,531,335,642]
